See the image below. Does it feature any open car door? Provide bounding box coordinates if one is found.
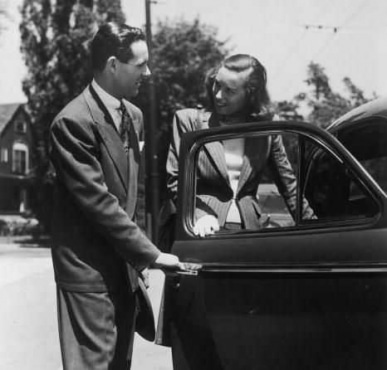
[164,120,387,370]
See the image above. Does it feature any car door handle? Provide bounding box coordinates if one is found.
[176,262,203,276]
[176,270,200,276]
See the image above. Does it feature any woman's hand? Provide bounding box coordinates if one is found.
[193,215,220,237]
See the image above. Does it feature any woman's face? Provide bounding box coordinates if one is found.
[212,66,251,117]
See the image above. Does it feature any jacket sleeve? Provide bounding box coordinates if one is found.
[50,115,160,271]
[268,134,316,220]
[166,110,196,204]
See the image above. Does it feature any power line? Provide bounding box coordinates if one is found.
[341,0,368,27]
[271,0,342,92]
[272,27,308,77]
[279,0,370,99]
[308,0,368,61]
[304,24,339,33]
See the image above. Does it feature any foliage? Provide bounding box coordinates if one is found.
[136,18,228,130]
[0,0,8,33]
[302,62,352,128]
[134,18,229,200]
[19,0,124,230]
[273,100,303,121]
[275,61,373,128]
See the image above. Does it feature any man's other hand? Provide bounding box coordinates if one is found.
[152,252,184,271]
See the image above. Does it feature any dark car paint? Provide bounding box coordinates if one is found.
[328,96,387,133]
[161,103,387,370]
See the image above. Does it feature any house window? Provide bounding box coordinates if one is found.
[0,148,8,163]
[15,120,27,134]
[12,142,29,174]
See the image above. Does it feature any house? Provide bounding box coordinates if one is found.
[0,103,36,214]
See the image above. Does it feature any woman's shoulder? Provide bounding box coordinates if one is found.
[174,108,212,130]
[249,111,274,122]
[175,107,209,118]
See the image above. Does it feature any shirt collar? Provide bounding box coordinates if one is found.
[91,79,121,111]
[91,79,122,130]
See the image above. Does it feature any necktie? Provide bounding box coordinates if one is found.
[119,101,131,153]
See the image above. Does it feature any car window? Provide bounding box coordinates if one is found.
[357,157,387,193]
[304,145,378,221]
[191,130,379,236]
[337,118,387,194]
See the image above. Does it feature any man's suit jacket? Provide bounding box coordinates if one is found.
[49,85,160,295]
[167,108,315,229]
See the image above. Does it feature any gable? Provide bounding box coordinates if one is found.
[0,104,27,136]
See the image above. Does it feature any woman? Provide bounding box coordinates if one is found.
[166,54,315,237]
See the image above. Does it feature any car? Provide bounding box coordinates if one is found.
[0,219,10,236]
[156,96,387,370]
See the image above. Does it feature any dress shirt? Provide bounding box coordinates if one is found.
[91,79,122,132]
[223,138,245,224]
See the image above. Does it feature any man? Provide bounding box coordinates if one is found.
[49,22,182,370]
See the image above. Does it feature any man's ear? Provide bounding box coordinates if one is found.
[106,56,118,73]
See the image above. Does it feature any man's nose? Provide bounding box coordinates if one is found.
[143,65,151,76]
[215,88,223,100]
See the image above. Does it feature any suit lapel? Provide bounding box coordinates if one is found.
[203,141,230,184]
[200,113,230,184]
[84,86,129,191]
[237,136,270,193]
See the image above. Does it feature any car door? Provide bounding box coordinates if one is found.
[167,120,387,370]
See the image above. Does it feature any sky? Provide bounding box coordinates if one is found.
[1,0,387,104]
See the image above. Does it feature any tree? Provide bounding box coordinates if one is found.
[137,18,228,122]
[276,61,372,128]
[19,0,124,230]
[134,18,229,201]
[273,100,303,121]
[342,76,375,107]
[302,62,349,127]
[0,0,8,33]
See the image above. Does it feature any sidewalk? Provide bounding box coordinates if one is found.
[0,240,173,370]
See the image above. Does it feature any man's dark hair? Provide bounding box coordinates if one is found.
[91,22,146,72]
[205,54,271,116]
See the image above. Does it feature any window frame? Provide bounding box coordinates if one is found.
[12,142,29,174]
[177,121,384,241]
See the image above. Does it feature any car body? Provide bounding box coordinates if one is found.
[157,97,387,370]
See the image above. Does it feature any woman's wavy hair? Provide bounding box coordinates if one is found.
[205,54,271,116]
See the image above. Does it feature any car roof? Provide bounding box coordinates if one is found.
[328,96,387,133]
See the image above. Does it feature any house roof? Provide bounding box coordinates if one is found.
[0,103,25,135]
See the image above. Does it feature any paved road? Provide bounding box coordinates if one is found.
[0,242,172,370]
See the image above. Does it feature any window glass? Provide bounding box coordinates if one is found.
[358,157,387,193]
[257,133,299,228]
[12,143,28,174]
[15,120,27,133]
[304,148,378,221]
[337,119,387,194]
[0,148,8,163]
[191,130,378,237]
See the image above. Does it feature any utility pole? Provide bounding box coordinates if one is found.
[144,0,159,243]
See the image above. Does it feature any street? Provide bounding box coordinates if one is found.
[0,240,172,370]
